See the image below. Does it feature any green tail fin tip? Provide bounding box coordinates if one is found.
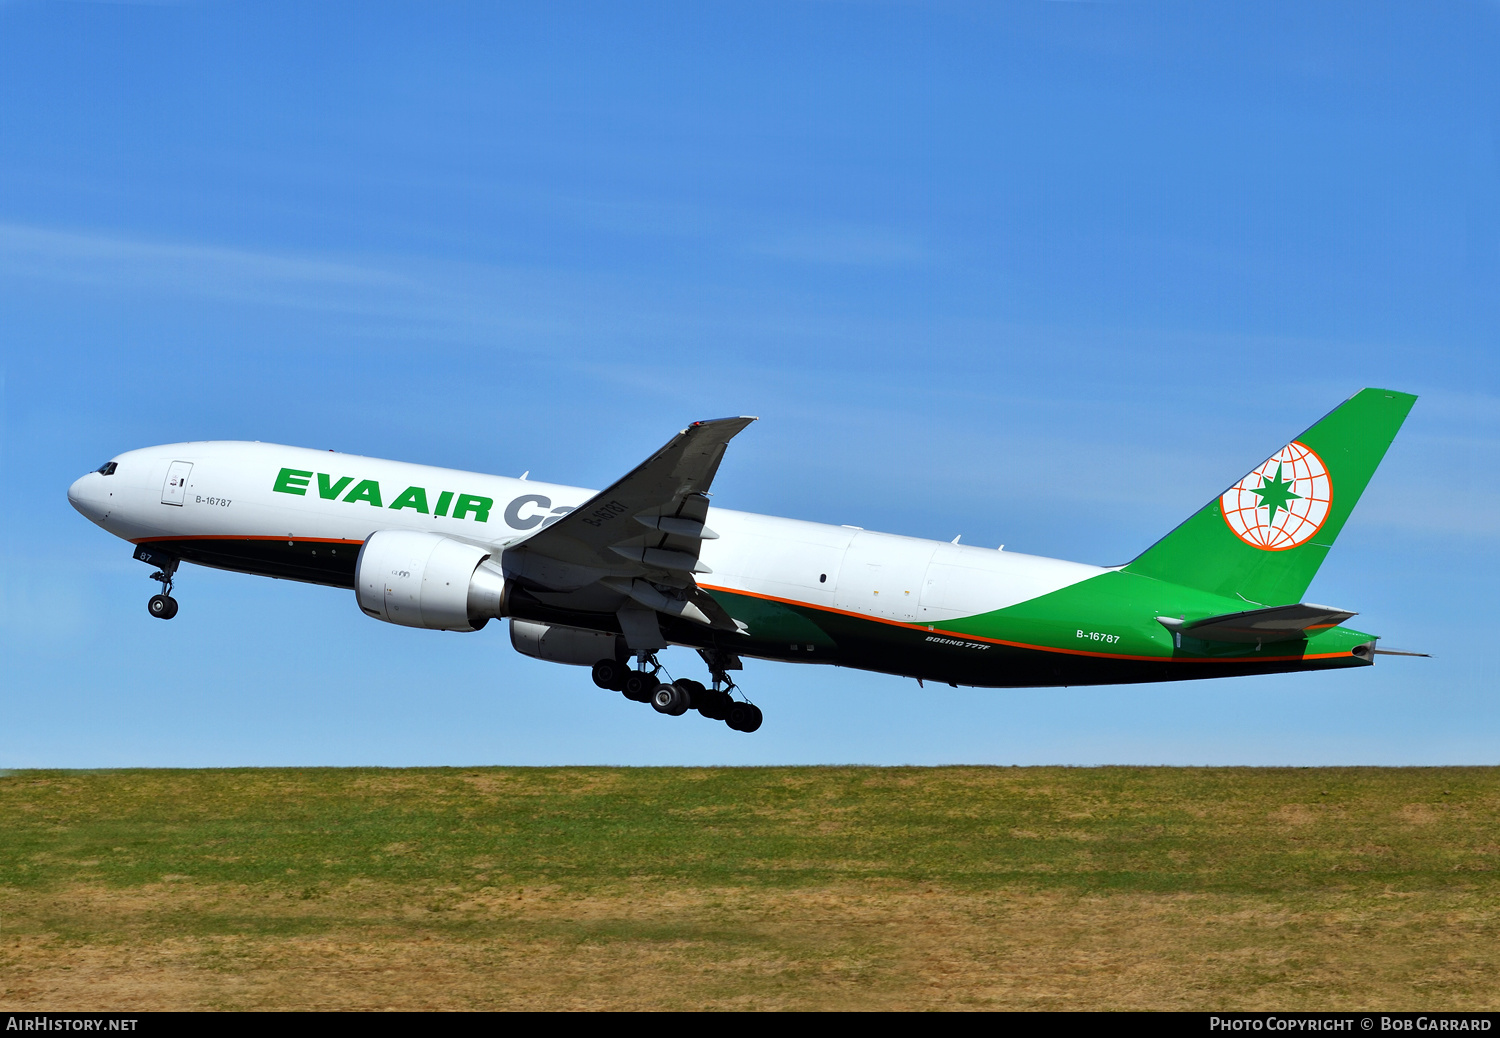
[1124,387,1416,606]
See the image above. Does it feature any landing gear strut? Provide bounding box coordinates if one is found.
[702,649,761,732]
[616,653,662,703]
[142,553,180,620]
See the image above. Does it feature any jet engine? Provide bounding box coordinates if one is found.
[510,620,623,667]
[355,530,508,631]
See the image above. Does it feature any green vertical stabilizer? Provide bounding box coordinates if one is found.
[1124,388,1416,605]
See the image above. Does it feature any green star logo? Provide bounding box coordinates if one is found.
[1250,464,1301,524]
[1221,441,1331,551]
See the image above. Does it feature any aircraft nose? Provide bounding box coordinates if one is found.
[68,473,100,518]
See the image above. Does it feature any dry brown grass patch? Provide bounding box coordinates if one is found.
[3,881,1499,1011]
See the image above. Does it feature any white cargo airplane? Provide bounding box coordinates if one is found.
[68,389,1419,734]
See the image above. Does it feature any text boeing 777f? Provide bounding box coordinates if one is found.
[67,388,1421,733]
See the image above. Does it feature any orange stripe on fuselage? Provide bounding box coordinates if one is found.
[133,534,366,546]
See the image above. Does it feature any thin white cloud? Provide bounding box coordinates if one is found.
[0,222,412,299]
[0,222,582,340]
[0,220,932,347]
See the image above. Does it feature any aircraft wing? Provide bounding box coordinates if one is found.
[1157,602,1357,643]
[504,417,756,631]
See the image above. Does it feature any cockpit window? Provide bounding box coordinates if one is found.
[96,461,117,476]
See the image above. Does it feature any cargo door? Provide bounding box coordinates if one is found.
[833,532,935,622]
[161,461,193,506]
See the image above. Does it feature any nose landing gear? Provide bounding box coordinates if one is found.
[133,546,180,620]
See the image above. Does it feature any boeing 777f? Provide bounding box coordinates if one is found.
[67,388,1420,733]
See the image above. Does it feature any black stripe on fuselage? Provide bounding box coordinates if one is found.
[701,589,1370,689]
[137,537,360,588]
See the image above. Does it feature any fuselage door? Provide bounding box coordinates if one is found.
[161,461,193,506]
[833,532,936,622]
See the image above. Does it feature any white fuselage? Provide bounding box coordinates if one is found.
[68,441,1104,630]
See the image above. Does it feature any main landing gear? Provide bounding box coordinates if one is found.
[591,655,763,733]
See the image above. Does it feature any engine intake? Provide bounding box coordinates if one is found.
[355,530,508,631]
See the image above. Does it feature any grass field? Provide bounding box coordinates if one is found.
[2,766,1498,1011]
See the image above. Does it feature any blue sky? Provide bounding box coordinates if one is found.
[2,0,1496,766]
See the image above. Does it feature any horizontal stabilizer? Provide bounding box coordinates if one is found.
[1158,602,1356,644]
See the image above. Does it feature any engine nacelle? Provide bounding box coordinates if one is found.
[510,620,623,667]
[355,530,508,632]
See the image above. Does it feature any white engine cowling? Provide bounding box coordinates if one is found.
[510,620,623,667]
[355,530,508,632]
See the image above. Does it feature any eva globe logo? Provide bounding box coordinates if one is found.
[1220,441,1332,551]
